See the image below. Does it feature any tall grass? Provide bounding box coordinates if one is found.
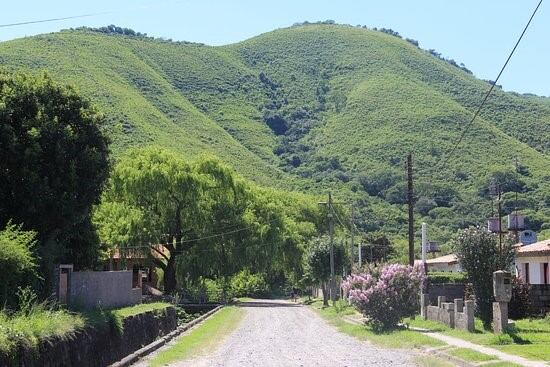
[0,305,85,354]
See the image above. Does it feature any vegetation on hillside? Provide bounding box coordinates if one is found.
[0,22,548,258]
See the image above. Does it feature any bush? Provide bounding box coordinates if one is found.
[230,270,269,298]
[428,272,467,284]
[509,277,531,319]
[0,222,38,309]
[342,263,425,331]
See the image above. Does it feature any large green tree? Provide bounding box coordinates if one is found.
[304,236,347,306]
[453,227,515,329]
[96,147,207,292]
[0,72,110,287]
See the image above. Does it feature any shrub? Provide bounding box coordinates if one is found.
[509,277,531,319]
[428,272,467,284]
[230,270,269,298]
[0,222,38,309]
[342,263,425,331]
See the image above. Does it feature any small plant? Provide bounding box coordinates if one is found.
[342,263,425,332]
[16,287,39,316]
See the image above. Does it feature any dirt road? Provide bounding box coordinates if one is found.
[173,299,416,367]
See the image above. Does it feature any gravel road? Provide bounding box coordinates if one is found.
[173,299,416,367]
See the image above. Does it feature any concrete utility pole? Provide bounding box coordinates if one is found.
[421,222,427,264]
[328,192,335,305]
[407,153,415,266]
[350,204,355,271]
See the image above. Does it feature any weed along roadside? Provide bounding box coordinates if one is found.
[135,306,243,367]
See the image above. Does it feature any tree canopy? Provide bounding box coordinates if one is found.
[0,72,110,287]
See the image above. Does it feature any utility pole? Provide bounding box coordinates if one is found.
[497,185,503,254]
[407,153,415,266]
[328,192,335,305]
[350,204,355,271]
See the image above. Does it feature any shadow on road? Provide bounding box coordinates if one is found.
[237,301,302,308]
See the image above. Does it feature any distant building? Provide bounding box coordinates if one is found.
[514,239,550,285]
[417,254,461,272]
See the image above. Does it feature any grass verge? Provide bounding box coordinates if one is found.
[309,300,443,349]
[414,355,455,367]
[447,347,497,362]
[405,315,550,361]
[148,306,244,367]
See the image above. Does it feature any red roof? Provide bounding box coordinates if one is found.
[515,239,550,257]
[415,254,458,265]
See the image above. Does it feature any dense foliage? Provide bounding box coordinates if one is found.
[0,223,38,308]
[229,270,269,298]
[452,228,515,329]
[0,72,110,290]
[427,271,467,284]
[343,263,425,331]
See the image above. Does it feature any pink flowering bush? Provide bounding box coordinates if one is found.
[342,263,425,331]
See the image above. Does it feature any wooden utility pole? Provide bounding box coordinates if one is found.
[328,192,335,305]
[407,153,415,266]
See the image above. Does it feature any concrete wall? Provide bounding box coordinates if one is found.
[70,271,141,310]
[425,283,465,305]
[427,263,461,272]
[515,255,550,285]
[530,284,550,315]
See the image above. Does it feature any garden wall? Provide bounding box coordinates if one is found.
[70,271,142,310]
[530,284,550,315]
[425,283,465,305]
[1,306,177,367]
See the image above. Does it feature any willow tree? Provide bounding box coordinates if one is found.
[96,147,206,292]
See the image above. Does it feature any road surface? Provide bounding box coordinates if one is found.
[171,299,416,367]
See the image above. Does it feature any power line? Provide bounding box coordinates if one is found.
[433,0,544,171]
[0,12,113,28]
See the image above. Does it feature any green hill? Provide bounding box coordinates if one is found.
[0,23,548,246]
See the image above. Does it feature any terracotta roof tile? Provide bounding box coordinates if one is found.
[515,239,550,257]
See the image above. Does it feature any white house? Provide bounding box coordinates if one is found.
[418,254,462,272]
[515,239,550,285]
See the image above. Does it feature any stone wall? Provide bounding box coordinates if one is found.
[530,284,550,315]
[1,306,177,367]
[421,295,474,332]
[71,271,142,310]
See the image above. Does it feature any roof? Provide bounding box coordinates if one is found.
[515,239,550,257]
[111,244,170,260]
[426,254,458,265]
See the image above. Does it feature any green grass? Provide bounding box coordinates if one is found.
[148,306,244,367]
[0,302,171,356]
[447,347,497,362]
[310,300,443,349]
[110,302,171,318]
[406,316,550,361]
[414,355,455,367]
[0,307,85,355]
[0,24,548,245]
[482,363,523,367]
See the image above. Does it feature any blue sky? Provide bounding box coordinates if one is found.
[1,0,548,96]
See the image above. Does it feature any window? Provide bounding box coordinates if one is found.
[525,263,530,284]
[544,263,549,285]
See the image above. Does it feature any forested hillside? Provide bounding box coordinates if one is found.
[1,22,548,248]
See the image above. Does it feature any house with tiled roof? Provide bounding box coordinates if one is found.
[514,239,550,285]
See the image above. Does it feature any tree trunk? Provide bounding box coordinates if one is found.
[321,282,329,306]
[163,256,177,293]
